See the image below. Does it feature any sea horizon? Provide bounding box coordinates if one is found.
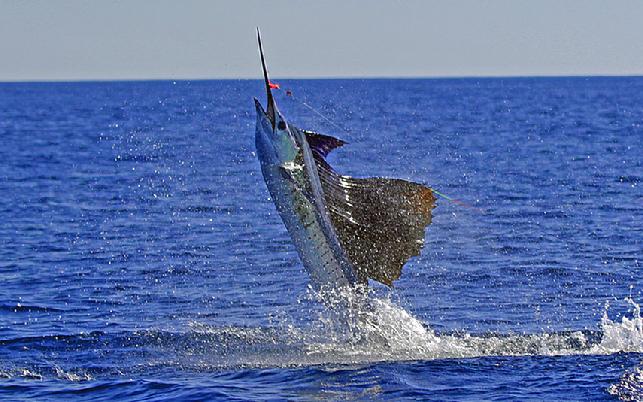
[2,73,643,85]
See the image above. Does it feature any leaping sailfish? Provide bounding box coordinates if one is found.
[253,29,436,290]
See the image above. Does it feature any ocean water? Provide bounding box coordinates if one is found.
[0,77,641,400]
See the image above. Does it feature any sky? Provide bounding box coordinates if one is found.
[1,0,642,81]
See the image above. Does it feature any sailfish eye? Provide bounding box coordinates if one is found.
[277,121,286,130]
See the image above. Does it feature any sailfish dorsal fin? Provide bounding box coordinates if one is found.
[311,150,436,286]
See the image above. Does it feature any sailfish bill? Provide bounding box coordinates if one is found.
[253,28,436,290]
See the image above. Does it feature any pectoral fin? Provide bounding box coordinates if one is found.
[304,130,346,157]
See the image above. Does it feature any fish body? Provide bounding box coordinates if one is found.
[255,100,359,288]
[254,29,436,291]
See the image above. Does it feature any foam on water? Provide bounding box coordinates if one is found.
[2,292,639,380]
[608,362,643,401]
[324,295,637,361]
[178,291,643,370]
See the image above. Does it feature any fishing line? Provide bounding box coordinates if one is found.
[299,100,353,135]
[430,188,485,213]
[280,89,352,135]
[274,84,483,214]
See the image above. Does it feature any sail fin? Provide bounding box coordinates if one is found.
[312,152,436,286]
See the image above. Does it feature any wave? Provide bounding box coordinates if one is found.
[171,291,642,369]
[0,294,640,380]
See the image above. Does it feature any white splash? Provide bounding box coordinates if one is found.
[592,298,643,354]
[301,291,643,363]
[53,366,92,382]
[180,294,642,369]
[608,363,643,401]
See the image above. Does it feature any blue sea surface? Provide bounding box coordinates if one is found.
[0,77,641,400]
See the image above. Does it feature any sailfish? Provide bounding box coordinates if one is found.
[253,29,435,291]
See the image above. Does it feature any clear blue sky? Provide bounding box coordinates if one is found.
[1,0,642,81]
